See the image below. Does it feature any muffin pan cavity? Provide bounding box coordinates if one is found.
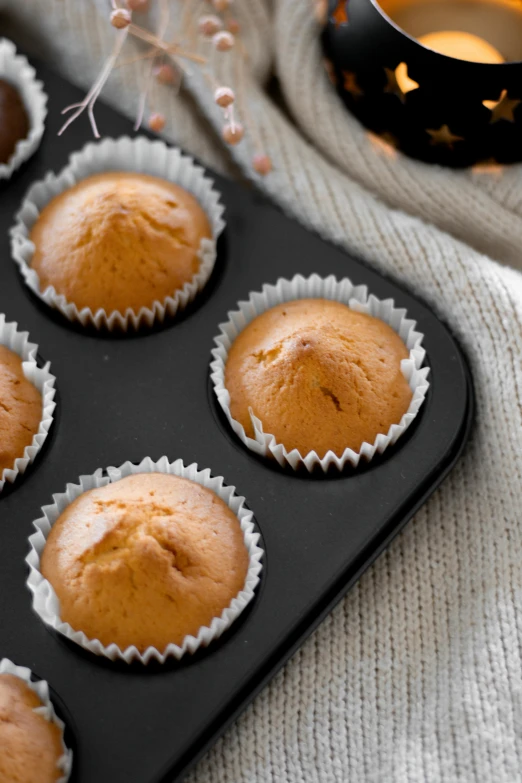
[0,38,47,180]
[0,658,73,782]
[210,274,430,472]
[0,314,56,494]
[27,457,263,665]
[0,52,473,783]
[11,137,225,330]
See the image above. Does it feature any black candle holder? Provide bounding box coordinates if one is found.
[322,0,522,167]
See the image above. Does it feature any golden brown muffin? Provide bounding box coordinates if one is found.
[41,473,249,652]
[0,674,63,783]
[225,299,413,458]
[30,172,212,314]
[0,346,42,474]
[0,79,29,165]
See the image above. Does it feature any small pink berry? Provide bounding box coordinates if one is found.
[212,0,231,11]
[227,18,240,34]
[149,113,166,132]
[223,123,244,145]
[153,64,177,85]
[198,14,222,37]
[213,31,235,52]
[214,86,235,108]
[252,154,272,176]
[126,0,149,10]
[110,8,131,29]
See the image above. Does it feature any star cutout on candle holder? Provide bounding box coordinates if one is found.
[367,131,398,159]
[342,70,363,98]
[380,132,398,147]
[426,124,464,148]
[482,90,521,123]
[331,0,348,27]
[472,158,503,177]
[384,63,419,103]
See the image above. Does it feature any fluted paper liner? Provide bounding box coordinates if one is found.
[0,658,73,781]
[11,136,225,330]
[27,456,264,664]
[0,314,56,493]
[0,38,47,180]
[210,274,430,472]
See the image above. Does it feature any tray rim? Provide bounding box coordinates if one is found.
[162,358,474,783]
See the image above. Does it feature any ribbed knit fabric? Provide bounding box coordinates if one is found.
[1,2,522,781]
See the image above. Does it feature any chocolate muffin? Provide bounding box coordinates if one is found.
[29,172,212,315]
[41,473,250,652]
[225,298,413,458]
[0,345,42,475]
[0,78,29,165]
[0,674,63,783]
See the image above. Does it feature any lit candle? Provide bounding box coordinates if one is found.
[394,28,505,95]
[418,30,505,63]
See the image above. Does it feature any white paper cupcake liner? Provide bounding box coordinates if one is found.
[10,136,226,330]
[210,274,430,472]
[0,658,73,781]
[0,314,56,493]
[0,38,47,180]
[27,456,264,665]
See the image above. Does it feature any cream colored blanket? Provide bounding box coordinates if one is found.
[1,1,522,780]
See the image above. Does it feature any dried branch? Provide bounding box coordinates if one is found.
[59,28,128,137]
[134,0,170,131]
[58,0,273,174]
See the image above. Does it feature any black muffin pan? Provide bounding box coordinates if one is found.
[0,54,473,783]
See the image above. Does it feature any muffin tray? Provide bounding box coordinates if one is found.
[0,55,473,783]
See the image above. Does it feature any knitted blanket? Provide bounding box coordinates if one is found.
[1,2,521,781]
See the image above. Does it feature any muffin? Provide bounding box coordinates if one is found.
[225,298,413,458]
[0,345,42,474]
[29,172,212,315]
[41,472,250,652]
[0,78,29,165]
[0,674,63,783]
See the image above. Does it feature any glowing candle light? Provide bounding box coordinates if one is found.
[394,29,505,94]
[324,0,522,164]
[393,61,420,96]
[418,30,505,63]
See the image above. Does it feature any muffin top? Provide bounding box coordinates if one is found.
[0,674,63,783]
[0,79,29,165]
[30,172,212,314]
[0,345,42,474]
[225,298,413,458]
[41,473,249,652]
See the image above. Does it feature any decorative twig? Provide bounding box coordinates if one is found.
[128,24,206,64]
[59,0,273,175]
[113,48,157,69]
[134,0,170,131]
[234,36,273,174]
[59,28,128,137]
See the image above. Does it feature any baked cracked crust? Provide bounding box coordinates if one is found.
[225,298,412,458]
[0,674,62,783]
[0,345,42,474]
[41,473,249,652]
[30,172,211,314]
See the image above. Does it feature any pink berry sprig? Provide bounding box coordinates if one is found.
[204,3,272,174]
[110,9,131,29]
[59,0,272,175]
